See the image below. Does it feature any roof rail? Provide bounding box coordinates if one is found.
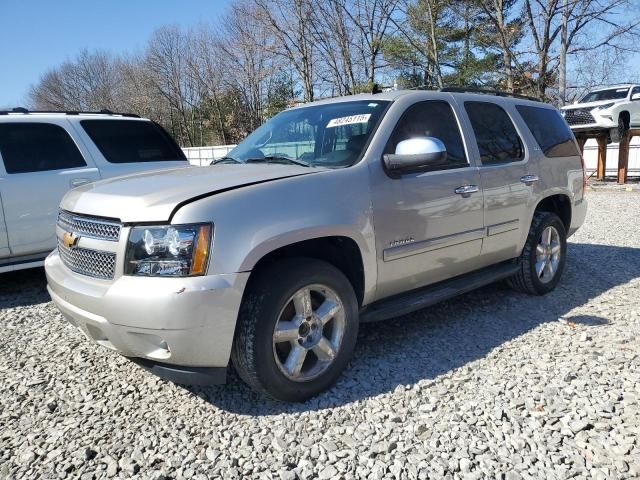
[0,107,140,117]
[440,87,541,102]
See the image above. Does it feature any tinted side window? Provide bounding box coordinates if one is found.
[464,102,524,165]
[516,105,579,158]
[632,86,640,97]
[81,120,186,164]
[386,100,467,168]
[0,123,86,174]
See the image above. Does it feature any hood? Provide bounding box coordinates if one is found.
[561,99,622,111]
[61,164,321,222]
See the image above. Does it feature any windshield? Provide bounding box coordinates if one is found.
[225,100,390,168]
[581,88,629,103]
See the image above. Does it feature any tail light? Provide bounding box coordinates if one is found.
[579,154,587,191]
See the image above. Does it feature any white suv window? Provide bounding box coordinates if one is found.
[0,123,86,174]
[80,120,186,164]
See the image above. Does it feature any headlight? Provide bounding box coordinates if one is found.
[125,223,212,277]
[594,102,615,110]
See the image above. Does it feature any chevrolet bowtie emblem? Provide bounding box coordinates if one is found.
[62,231,80,248]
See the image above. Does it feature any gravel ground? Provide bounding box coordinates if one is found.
[1,191,639,480]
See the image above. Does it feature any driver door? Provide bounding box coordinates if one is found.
[369,100,485,299]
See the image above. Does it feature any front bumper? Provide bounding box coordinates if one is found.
[565,113,616,132]
[45,249,249,380]
[568,196,588,238]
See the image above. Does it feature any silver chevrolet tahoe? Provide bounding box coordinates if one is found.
[46,89,587,401]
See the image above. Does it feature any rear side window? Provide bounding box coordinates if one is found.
[464,102,524,165]
[81,120,186,164]
[386,100,468,168]
[516,105,578,157]
[0,123,86,174]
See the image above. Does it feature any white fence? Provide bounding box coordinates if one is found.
[184,138,640,177]
[182,145,237,166]
[183,142,320,166]
[582,137,640,177]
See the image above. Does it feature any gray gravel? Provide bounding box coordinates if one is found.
[1,190,640,480]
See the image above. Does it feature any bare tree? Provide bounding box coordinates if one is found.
[523,0,561,99]
[343,0,399,88]
[560,0,640,104]
[476,0,523,91]
[29,49,120,111]
[144,26,203,146]
[309,0,360,95]
[252,0,316,101]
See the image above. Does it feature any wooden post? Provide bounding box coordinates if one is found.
[596,135,607,180]
[618,132,631,184]
[576,137,587,154]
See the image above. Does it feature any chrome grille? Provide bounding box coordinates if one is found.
[57,210,121,241]
[564,108,595,126]
[57,240,116,280]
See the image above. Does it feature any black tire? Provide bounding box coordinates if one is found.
[507,211,567,295]
[231,258,359,402]
[618,113,630,140]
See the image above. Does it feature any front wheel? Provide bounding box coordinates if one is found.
[508,211,567,295]
[611,114,629,143]
[231,258,359,401]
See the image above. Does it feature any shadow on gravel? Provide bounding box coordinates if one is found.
[187,242,640,414]
[0,267,50,308]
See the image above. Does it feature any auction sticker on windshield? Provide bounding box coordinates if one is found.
[327,114,371,128]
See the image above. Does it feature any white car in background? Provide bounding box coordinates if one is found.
[0,109,188,273]
[561,84,640,142]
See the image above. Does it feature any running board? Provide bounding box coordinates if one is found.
[360,261,519,323]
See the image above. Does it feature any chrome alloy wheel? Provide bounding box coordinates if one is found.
[536,225,561,284]
[272,284,345,382]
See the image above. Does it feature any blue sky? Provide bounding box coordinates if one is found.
[0,0,232,107]
[1,0,638,107]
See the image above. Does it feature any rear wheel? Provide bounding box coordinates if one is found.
[231,258,359,401]
[508,211,567,295]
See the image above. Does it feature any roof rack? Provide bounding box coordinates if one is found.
[440,87,541,102]
[0,107,140,118]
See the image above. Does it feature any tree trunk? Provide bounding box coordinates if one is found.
[559,0,568,105]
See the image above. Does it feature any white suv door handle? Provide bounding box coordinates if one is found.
[520,175,539,185]
[70,178,90,188]
[454,184,479,195]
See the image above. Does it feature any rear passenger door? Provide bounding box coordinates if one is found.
[461,100,539,263]
[0,120,101,257]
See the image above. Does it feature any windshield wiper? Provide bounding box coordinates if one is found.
[211,156,241,165]
[245,155,311,167]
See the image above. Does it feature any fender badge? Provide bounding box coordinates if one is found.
[62,232,80,248]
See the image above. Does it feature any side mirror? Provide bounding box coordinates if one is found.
[383,137,447,176]
[631,93,640,101]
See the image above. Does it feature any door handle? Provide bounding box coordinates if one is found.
[454,184,479,195]
[70,178,90,188]
[520,175,539,185]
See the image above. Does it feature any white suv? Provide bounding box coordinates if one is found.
[561,84,640,141]
[0,109,188,273]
